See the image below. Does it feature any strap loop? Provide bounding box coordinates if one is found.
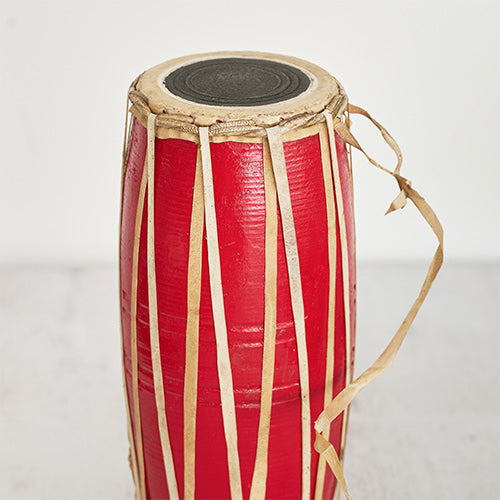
[316,105,444,500]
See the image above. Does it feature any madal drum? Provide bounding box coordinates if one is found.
[119,52,443,500]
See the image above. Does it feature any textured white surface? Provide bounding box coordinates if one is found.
[0,262,498,499]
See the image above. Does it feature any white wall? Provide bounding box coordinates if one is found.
[1,0,498,263]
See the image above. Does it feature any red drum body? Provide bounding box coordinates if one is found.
[120,52,356,500]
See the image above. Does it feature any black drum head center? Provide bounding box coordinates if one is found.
[164,57,311,107]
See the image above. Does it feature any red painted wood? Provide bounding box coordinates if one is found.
[120,118,356,500]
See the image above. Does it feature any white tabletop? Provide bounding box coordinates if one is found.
[1,262,498,499]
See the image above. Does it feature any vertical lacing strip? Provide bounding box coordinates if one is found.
[183,149,205,500]
[146,113,180,500]
[249,140,278,500]
[199,127,243,500]
[313,124,339,500]
[120,98,144,500]
[323,111,353,499]
[266,126,312,500]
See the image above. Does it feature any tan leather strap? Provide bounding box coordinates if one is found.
[130,157,148,500]
[120,98,144,500]
[322,110,355,499]
[249,140,279,500]
[313,125,340,500]
[266,126,313,500]
[315,105,444,499]
[183,149,205,500]
[146,113,180,500]
[199,127,244,500]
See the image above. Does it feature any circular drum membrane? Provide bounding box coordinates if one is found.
[163,57,311,107]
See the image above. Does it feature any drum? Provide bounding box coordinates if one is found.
[119,52,443,500]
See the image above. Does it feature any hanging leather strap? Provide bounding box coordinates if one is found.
[316,104,444,499]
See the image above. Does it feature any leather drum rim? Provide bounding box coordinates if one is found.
[135,51,345,127]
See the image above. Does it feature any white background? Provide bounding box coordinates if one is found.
[1,0,499,264]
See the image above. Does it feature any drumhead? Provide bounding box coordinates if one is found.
[134,51,345,127]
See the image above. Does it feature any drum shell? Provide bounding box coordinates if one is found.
[120,117,356,499]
